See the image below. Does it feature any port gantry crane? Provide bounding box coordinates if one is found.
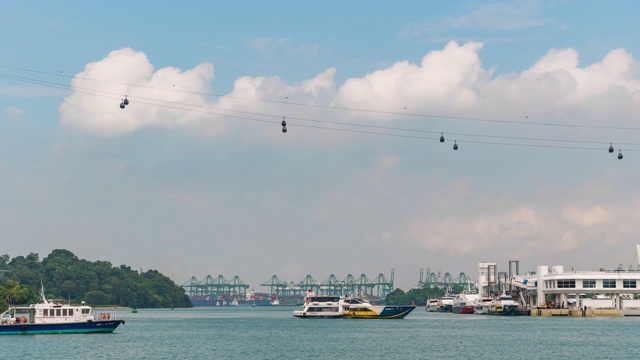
[260,275,289,295]
[181,275,249,297]
[418,268,474,290]
[184,270,396,299]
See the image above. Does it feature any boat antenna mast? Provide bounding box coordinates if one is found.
[40,282,51,304]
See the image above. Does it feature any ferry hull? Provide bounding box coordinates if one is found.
[293,306,417,319]
[488,305,518,316]
[453,305,475,314]
[0,320,125,335]
[293,312,344,319]
[343,305,416,319]
[292,293,415,319]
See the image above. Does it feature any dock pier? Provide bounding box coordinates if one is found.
[530,308,623,317]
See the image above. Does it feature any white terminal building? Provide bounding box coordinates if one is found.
[477,246,640,311]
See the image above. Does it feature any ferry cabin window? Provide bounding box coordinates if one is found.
[623,280,637,288]
[43,310,48,317]
[582,280,596,288]
[310,297,340,303]
[82,309,90,314]
[308,307,338,312]
[557,280,575,288]
[68,309,73,316]
[603,279,617,288]
[56,309,61,317]
[63,309,67,316]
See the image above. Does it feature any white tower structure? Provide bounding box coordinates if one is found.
[477,262,497,297]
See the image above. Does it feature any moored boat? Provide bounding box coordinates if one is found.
[437,295,454,313]
[0,286,124,335]
[452,290,479,314]
[474,297,495,315]
[488,294,519,316]
[425,299,440,312]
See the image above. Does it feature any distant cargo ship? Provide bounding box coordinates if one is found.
[190,290,304,306]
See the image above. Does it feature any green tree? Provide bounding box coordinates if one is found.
[84,290,114,305]
[9,253,44,289]
[0,254,9,269]
[0,280,37,311]
[61,280,77,302]
[385,288,411,305]
[2,249,193,309]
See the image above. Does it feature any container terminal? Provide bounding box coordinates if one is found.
[183,245,640,316]
[182,271,397,306]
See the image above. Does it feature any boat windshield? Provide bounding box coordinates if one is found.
[343,298,365,304]
[308,297,340,303]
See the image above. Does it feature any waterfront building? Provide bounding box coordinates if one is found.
[508,246,640,312]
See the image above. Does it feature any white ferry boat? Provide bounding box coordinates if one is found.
[452,290,479,314]
[293,295,344,318]
[437,295,454,312]
[474,296,495,315]
[0,286,125,335]
[488,294,519,316]
[425,299,440,312]
[293,291,416,319]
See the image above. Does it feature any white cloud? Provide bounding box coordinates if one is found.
[450,1,548,31]
[249,37,289,58]
[562,205,610,227]
[404,180,640,264]
[3,106,25,118]
[334,41,487,113]
[401,1,549,39]
[59,48,218,136]
[248,38,324,58]
[378,155,402,169]
[160,191,211,210]
[59,42,640,141]
[407,205,546,255]
[518,47,640,112]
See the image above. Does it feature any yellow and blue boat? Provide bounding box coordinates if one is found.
[293,291,415,319]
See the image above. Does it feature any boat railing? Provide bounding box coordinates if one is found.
[96,311,116,321]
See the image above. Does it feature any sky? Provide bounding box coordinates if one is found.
[2,0,640,292]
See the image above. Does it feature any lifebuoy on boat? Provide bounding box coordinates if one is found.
[105,313,110,320]
[19,316,27,323]
[100,312,106,320]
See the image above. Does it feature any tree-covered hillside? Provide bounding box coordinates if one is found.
[0,249,191,311]
[385,285,467,305]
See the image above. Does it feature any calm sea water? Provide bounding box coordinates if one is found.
[3,306,640,359]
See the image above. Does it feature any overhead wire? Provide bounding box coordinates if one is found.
[4,64,640,131]
[1,65,639,154]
